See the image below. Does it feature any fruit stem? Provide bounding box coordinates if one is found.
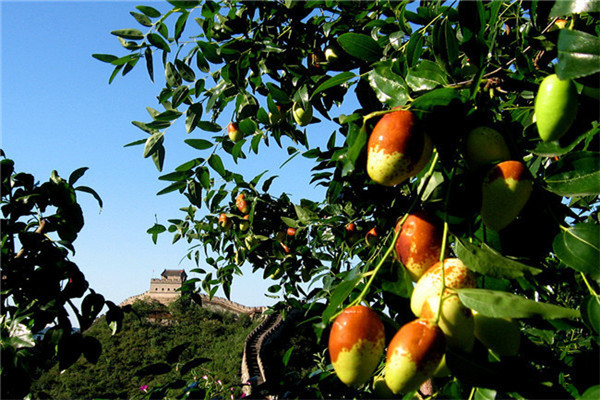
[467,386,476,400]
[434,166,455,325]
[351,222,404,307]
[581,272,598,297]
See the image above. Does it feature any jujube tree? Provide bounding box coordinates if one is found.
[96,0,599,398]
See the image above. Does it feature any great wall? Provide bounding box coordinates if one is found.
[120,269,290,396]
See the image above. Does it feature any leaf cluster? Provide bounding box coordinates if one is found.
[0,152,124,398]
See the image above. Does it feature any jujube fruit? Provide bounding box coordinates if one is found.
[328,305,385,387]
[365,227,380,247]
[384,319,446,395]
[534,74,578,142]
[481,160,532,231]
[293,103,313,126]
[218,213,232,231]
[236,193,249,214]
[227,122,243,143]
[367,110,428,186]
[411,258,476,318]
[464,127,511,169]
[395,211,444,282]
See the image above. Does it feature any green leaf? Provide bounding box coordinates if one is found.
[147,223,167,244]
[337,32,382,63]
[405,31,424,67]
[158,170,191,182]
[405,60,448,92]
[197,41,221,64]
[455,239,541,279]
[282,347,294,367]
[294,204,318,225]
[130,11,153,27]
[553,224,600,280]
[172,85,190,107]
[136,5,162,18]
[144,47,154,82]
[580,385,600,400]
[367,62,410,108]
[75,186,103,211]
[281,217,299,228]
[110,28,144,40]
[147,33,171,52]
[550,0,600,17]
[165,62,182,87]
[410,87,462,111]
[166,0,199,9]
[322,268,363,323]
[532,127,598,157]
[174,11,189,42]
[207,154,227,178]
[143,131,165,158]
[157,181,187,195]
[151,143,165,172]
[581,295,600,334]
[557,29,600,80]
[185,103,203,133]
[68,167,88,186]
[175,59,196,82]
[197,121,222,132]
[92,53,118,63]
[457,288,581,319]
[184,138,213,150]
[312,72,357,98]
[544,152,600,196]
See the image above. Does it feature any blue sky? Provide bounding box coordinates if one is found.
[2,1,336,310]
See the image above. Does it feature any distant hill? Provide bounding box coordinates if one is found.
[30,298,258,399]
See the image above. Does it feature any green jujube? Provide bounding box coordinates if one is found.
[534,74,578,142]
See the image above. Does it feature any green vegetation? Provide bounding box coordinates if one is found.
[31,299,257,399]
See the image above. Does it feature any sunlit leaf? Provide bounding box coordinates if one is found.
[457,288,581,319]
[557,29,600,80]
[312,72,357,98]
[553,223,600,280]
[367,62,409,107]
[337,32,382,63]
[550,0,600,17]
[455,239,541,279]
[544,152,600,196]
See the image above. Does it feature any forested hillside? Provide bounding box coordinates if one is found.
[31,299,257,399]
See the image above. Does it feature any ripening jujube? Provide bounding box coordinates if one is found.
[328,305,385,387]
[395,211,444,281]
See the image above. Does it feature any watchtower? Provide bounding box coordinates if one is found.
[148,269,187,301]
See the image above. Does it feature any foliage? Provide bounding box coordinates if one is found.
[98,1,600,398]
[31,298,257,399]
[0,151,124,398]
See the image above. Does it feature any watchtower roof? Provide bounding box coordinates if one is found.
[160,269,187,280]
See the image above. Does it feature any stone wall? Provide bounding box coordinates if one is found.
[120,291,266,318]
